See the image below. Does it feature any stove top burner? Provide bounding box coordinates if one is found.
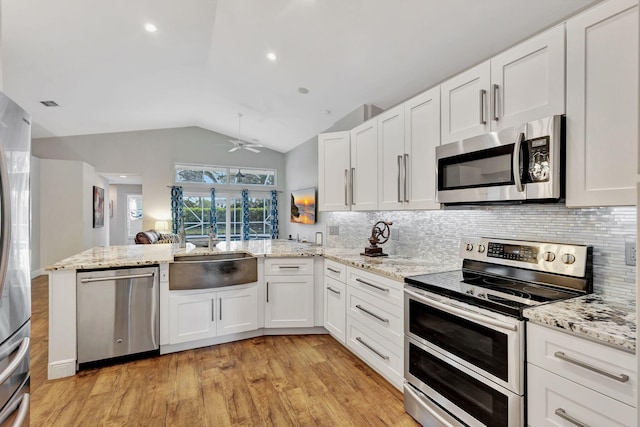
[405,268,586,318]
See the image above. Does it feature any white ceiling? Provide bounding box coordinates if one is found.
[2,0,597,153]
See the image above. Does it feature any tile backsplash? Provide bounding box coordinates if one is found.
[326,205,636,299]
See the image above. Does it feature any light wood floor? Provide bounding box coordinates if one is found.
[30,276,419,426]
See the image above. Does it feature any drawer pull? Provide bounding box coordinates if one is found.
[555,408,590,427]
[355,304,389,323]
[355,278,389,293]
[326,267,341,274]
[327,286,341,295]
[554,351,629,383]
[355,337,389,361]
[278,265,300,270]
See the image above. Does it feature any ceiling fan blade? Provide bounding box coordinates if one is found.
[229,146,240,152]
[229,139,241,146]
[245,147,261,153]
[247,144,264,148]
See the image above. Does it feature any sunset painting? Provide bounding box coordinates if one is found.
[290,187,316,224]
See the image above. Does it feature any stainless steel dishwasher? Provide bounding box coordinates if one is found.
[77,266,159,365]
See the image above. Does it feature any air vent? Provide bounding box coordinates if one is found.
[40,100,59,107]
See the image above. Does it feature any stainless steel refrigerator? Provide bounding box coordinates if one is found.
[0,92,31,426]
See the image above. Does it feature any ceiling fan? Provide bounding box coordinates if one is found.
[229,113,263,153]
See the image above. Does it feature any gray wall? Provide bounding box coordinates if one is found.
[33,126,287,231]
[326,205,637,299]
[37,158,109,268]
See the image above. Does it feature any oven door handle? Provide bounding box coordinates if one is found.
[404,289,518,332]
[403,383,456,427]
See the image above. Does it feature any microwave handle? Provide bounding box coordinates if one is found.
[513,132,525,193]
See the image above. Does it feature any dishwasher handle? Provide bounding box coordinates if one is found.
[80,272,155,283]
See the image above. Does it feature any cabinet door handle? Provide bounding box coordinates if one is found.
[355,277,389,293]
[403,153,409,203]
[355,337,389,360]
[211,299,215,322]
[492,84,500,121]
[355,305,389,323]
[397,155,402,203]
[479,89,487,125]
[554,409,590,427]
[266,282,269,303]
[553,351,629,382]
[219,298,222,321]
[350,167,355,205]
[326,267,341,274]
[344,169,348,206]
[327,286,340,295]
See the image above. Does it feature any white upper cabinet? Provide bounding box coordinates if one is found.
[441,61,491,144]
[318,131,351,212]
[404,87,441,210]
[441,25,565,144]
[491,25,565,130]
[377,105,406,210]
[377,87,441,211]
[565,0,638,207]
[350,120,379,211]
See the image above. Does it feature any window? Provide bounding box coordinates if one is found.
[182,192,273,241]
[175,164,275,187]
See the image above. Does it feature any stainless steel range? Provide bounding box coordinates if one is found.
[403,237,592,427]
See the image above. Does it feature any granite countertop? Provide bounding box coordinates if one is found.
[524,294,636,353]
[45,240,456,281]
[323,248,459,281]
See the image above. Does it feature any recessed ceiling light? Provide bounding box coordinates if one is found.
[40,100,59,107]
[119,175,128,178]
[298,87,309,94]
[145,23,157,33]
[267,52,277,61]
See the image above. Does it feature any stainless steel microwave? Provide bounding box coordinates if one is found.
[436,115,563,204]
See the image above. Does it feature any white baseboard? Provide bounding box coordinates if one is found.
[48,359,76,380]
[30,268,44,279]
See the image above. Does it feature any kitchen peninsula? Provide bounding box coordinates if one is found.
[46,239,451,381]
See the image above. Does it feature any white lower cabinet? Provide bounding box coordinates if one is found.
[527,323,637,427]
[324,276,346,343]
[264,258,315,328]
[344,266,404,390]
[168,285,258,345]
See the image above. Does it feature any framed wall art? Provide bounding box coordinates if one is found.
[290,187,316,224]
[93,186,105,228]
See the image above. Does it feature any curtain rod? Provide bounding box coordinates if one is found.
[165,185,282,193]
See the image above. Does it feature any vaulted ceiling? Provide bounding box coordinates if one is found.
[2,0,597,152]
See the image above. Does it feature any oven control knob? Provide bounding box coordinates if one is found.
[561,253,576,265]
[477,244,486,253]
[465,243,474,251]
[543,251,556,262]
[466,289,474,295]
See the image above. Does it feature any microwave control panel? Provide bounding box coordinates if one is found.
[526,136,550,183]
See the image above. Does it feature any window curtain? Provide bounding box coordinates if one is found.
[210,188,217,235]
[170,186,183,234]
[270,190,279,239]
[241,189,250,240]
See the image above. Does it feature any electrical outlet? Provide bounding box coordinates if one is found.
[328,225,339,236]
[390,228,400,241]
[625,241,636,266]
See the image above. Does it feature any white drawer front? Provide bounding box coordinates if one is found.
[324,277,346,343]
[347,267,403,307]
[347,286,402,347]
[527,323,636,407]
[265,257,314,275]
[528,364,637,427]
[346,317,403,390]
[324,259,346,282]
